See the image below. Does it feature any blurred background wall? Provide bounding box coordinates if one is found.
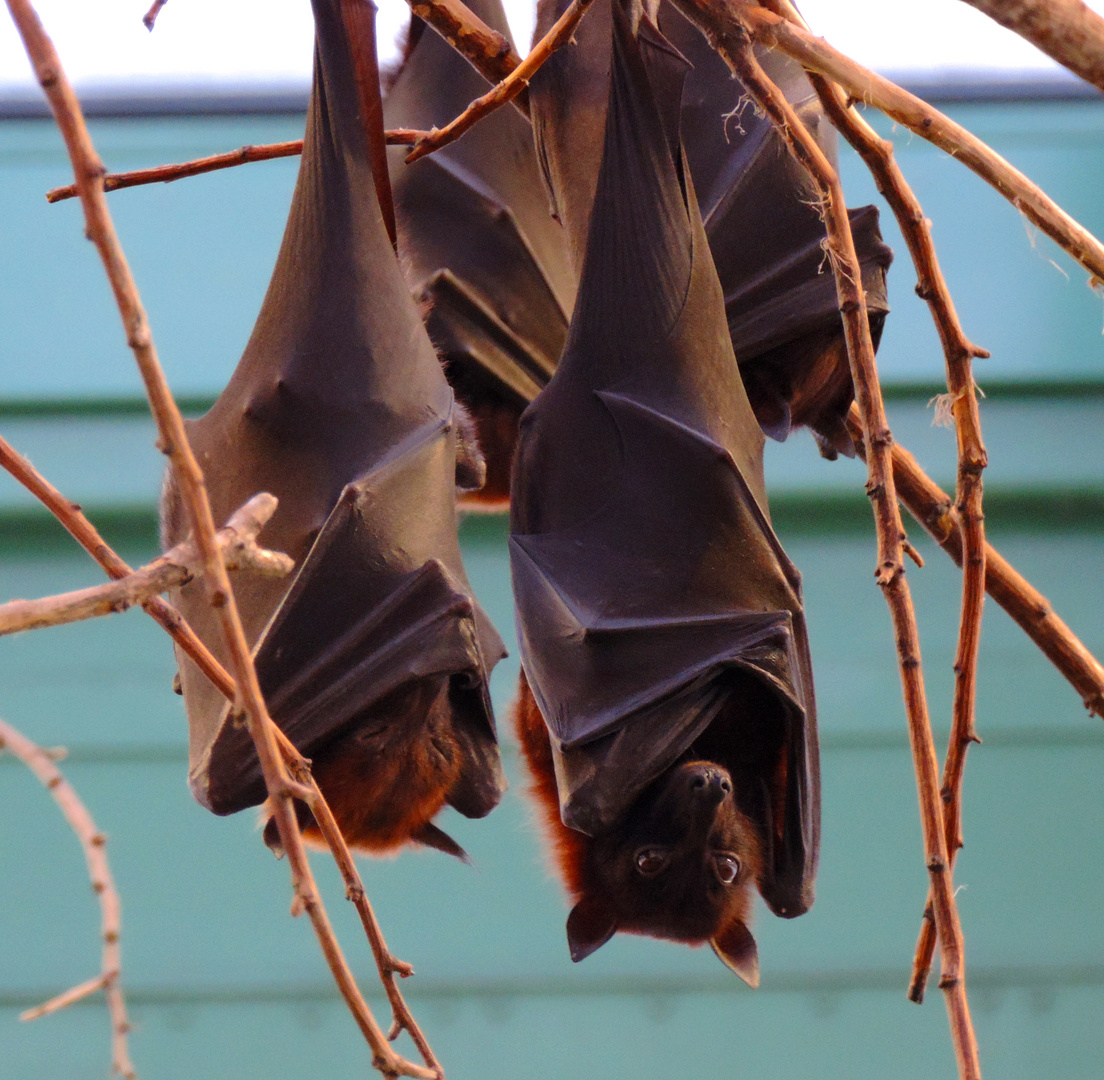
[1,66,1103,1080]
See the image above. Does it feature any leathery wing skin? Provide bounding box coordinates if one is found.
[511,0,819,918]
[161,0,505,819]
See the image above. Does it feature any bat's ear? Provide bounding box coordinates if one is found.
[411,822,472,864]
[566,896,618,962]
[711,919,759,987]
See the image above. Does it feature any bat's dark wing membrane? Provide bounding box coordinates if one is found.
[383,0,575,501]
[163,0,505,817]
[660,5,892,456]
[511,1,819,916]
[528,0,892,460]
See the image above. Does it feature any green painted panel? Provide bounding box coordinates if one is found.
[0,116,301,399]
[0,393,1101,516]
[6,975,1104,1079]
[839,101,1104,385]
[2,523,1103,1077]
[3,99,1104,402]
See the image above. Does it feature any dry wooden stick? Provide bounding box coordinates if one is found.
[846,406,1104,719]
[341,0,398,248]
[404,0,598,163]
[689,2,1104,286]
[44,132,423,204]
[958,0,1104,95]
[0,439,440,1070]
[271,726,441,1070]
[5,4,435,1076]
[0,493,291,636]
[0,717,135,1079]
[760,0,991,1010]
[407,0,528,113]
[694,27,981,1077]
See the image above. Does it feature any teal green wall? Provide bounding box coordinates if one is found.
[1,98,1103,1079]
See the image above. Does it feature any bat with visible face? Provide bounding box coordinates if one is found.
[510,0,824,982]
[161,0,506,859]
[382,0,576,506]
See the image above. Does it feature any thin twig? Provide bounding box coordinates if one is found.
[341,0,398,247]
[0,493,291,637]
[44,132,422,204]
[141,0,168,32]
[273,727,441,1069]
[1,718,135,1079]
[957,0,1104,96]
[5,5,436,1077]
[709,2,1104,286]
[846,407,1104,719]
[0,431,440,1069]
[685,22,982,1077]
[760,0,991,1011]
[404,0,598,163]
[407,0,528,114]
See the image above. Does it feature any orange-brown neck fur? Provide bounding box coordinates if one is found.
[513,671,591,897]
[268,679,463,855]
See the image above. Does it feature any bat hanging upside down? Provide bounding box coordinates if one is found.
[506,0,844,982]
[160,0,506,861]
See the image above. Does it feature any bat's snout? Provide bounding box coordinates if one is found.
[686,763,732,808]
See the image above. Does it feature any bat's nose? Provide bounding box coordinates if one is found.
[688,764,732,806]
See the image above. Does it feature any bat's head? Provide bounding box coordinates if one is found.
[566,760,763,986]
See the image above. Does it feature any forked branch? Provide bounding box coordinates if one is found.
[0,718,134,1079]
[846,407,1104,720]
[0,493,292,637]
[404,0,599,163]
[760,0,991,1010]
[0,432,441,1073]
[677,1,1104,285]
[407,0,528,112]
[4,3,436,1076]
[684,22,981,1078]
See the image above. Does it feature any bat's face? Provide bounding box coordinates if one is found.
[566,760,764,986]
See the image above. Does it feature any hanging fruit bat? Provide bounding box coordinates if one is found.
[527,0,891,458]
[659,3,892,457]
[160,0,506,859]
[382,0,576,505]
[510,0,822,983]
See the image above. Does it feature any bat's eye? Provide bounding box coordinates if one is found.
[713,854,741,884]
[634,848,670,876]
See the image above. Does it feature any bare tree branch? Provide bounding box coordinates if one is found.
[141,0,168,32]
[407,0,528,113]
[4,4,437,1076]
[958,0,1104,95]
[0,417,440,1074]
[846,407,1104,720]
[404,0,598,163]
[678,17,982,1075]
[757,0,992,1012]
[1,718,135,1080]
[685,2,1104,285]
[44,133,424,204]
[0,493,291,637]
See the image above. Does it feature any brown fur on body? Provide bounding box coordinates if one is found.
[447,363,526,510]
[263,678,470,859]
[513,673,765,983]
